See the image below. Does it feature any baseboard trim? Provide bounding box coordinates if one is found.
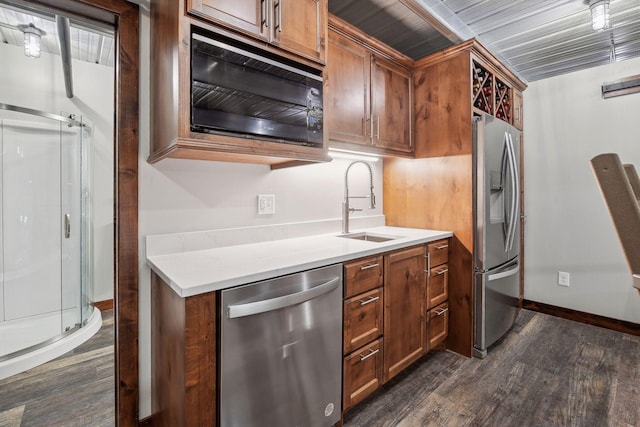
[94,299,114,311]
[139,415,152,426]
[523,299,640,337]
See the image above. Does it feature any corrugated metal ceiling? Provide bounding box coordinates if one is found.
[0,3,114,67]
[329,0,640,82]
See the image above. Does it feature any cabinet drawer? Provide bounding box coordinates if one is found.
[427,302,449,351]
[344,288,383,353]
[427,264,448,309]
[344,256,383,298]
[428,239,449,267]
[343,338,383,411]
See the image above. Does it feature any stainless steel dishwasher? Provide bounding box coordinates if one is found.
[220,264,343,427]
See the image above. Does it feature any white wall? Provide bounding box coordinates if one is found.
[137,11,384,417]
[524,56,640,323]
[0,43,114,304]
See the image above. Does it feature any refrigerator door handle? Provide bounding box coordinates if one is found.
[506,133,520,252]
[501,132,510,252]
[488,264,520,282]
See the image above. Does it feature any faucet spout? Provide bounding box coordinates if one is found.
[342,161,376,234]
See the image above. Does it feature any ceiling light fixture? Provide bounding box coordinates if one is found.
[589,0,610,32]
[18,23,46,58]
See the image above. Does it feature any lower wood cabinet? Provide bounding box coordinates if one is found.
[343,338,384,410]
[427,302,449,351]
[383,245,426,382]
[427,264,448,309]
[344,287,383,353]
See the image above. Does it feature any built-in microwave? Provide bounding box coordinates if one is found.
[190,30,323,147]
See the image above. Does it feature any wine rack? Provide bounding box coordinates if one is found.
[495,77,511,122]
[472,60,493,115]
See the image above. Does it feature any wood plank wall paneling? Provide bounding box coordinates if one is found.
[413,52,472,159]
[523,300,640,337]
[383,156,474,357]
[28,1,141,425]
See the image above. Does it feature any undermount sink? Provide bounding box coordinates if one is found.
[337,232,400,243]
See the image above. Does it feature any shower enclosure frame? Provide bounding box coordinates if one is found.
[0,101,96,367]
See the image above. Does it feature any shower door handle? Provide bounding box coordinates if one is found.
[64,213,71,238]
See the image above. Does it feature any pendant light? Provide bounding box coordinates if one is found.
[18,23,46,58]
[589,0,610,31]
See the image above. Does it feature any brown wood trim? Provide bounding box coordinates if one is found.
[139,416,153,426]
[94,299,114,311]
[328,14,414,69]
[28,2,140,425]
[523,300,640,337]
[414,38,527,91]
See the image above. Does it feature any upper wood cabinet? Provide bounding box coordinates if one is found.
[413,39,526,158]
[150,0,330,167]
[326,31,370,146]
[326,15,413,157]
[274,0,327,63]
[187,0,267,40]
[187,0,327,63]
[371,56,413,153]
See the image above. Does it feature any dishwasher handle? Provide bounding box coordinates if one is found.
[227,276,341,319]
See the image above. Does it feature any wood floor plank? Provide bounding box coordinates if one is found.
[344,309,640,427]
[0,310,114,426]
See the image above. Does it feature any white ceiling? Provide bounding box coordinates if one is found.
[2,1,637,82]
[0,3,114,67]
[330,0,640,82]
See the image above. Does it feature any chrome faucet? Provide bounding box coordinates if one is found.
[342,161,376,234]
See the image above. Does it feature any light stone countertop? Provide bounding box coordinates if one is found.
[146,225,453,298]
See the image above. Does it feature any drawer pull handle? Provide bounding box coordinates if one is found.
[360,263,380,271]
[435,244,449,250]
[436,268,448,276]
[359,296,380,306]
[359,348,379,362]
[435,307,448,316]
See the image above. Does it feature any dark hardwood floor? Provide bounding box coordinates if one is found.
[1,309,638,426]
[345,309,640,427]
[0,310,114,427]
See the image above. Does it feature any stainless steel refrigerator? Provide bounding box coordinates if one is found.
[473,114,521,358]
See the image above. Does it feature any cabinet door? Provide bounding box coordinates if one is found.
[427,265,448,309]
[187,0,268,41]
[343,338,383,411]
[513,89,523,130]
[344,287,383,353]
[427,302,449,351]
[326,31,371,147]
[383,246,426,382]
[344,255,383,298]
[427,239,449,267]
[371,55,413,153]
[272,0,327,63]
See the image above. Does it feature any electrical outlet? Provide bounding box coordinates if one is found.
[558,271,570,287]
[257,194,275,215]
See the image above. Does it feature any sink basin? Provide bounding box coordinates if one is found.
[337,232,400,243]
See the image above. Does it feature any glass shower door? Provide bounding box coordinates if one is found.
[0,115,88,358]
